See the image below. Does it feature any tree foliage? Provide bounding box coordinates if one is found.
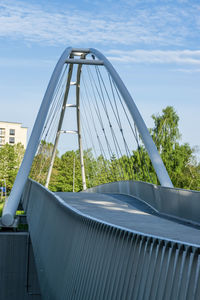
[30,107,200,191]
[2,106,200,194]
[150,106,200,189]
[0,143,25,194]
[30,141,55,186]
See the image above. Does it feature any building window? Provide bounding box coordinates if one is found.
[0,128,5,136]
[9,137,15,144]
[10,129,15,136]
[0,137,5,145]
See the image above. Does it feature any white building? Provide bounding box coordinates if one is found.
[0,121,27,149]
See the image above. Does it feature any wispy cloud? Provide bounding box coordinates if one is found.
[106,50,200,66]
[171,68,200,73]
[0,0,200,48]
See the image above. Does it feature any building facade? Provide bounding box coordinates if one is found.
[0,121,27,149]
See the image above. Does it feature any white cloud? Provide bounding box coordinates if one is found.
[171,68,200,73]
[106,49,200,66]
[0,0,200,47]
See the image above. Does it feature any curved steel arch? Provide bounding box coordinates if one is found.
[90,48,173,188]
[2,47,173,226]
[2,47,73,226]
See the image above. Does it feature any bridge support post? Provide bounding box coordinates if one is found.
[76,62,87,191]
[45,64,74,188]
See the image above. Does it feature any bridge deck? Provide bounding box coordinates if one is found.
[56,192,200,246]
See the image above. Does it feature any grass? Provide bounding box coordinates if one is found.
[0,198,24,217]
[0,201,5,217]
[0,200,27,231]
[16,210,25,215]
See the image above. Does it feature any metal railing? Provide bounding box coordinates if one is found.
[21,179,200,300]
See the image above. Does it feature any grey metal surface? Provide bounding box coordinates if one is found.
[22,179,200,300]
[56,192,200,245]
[65,58,104,65]
[86,180,200,226]
[76,61,87,190]
[0,232,41,300]
[71,48,90,54]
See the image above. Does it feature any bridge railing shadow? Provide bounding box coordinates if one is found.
[86,180,200,227]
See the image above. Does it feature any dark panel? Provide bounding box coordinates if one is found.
[0,232,41,300]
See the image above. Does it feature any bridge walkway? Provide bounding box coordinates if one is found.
[56,192,200,246]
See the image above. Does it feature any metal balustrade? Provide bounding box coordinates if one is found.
[21,179,200,300]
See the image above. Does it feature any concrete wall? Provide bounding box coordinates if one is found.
[0,121,27,148]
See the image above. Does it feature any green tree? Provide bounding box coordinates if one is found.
[131,106,200,189]
[0,143,25,194]
[94,154,110,185]
[49,150,82,192]
[151,106,198,188]
[84,149,99,188]
[131,146,158,184]
[30,141,56,185]
[30,106,200,191]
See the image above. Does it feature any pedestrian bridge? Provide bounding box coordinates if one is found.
[1,47,200,299]
[19,178,200,299]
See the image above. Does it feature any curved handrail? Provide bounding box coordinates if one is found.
[21,179,200,299]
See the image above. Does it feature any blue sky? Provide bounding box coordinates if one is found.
[0,0,200,153]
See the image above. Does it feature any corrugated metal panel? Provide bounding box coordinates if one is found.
[22,179,200,300]
[0,232,41,300]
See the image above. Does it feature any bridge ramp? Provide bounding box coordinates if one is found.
[57,192,200,246]
[22,180,200,300]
